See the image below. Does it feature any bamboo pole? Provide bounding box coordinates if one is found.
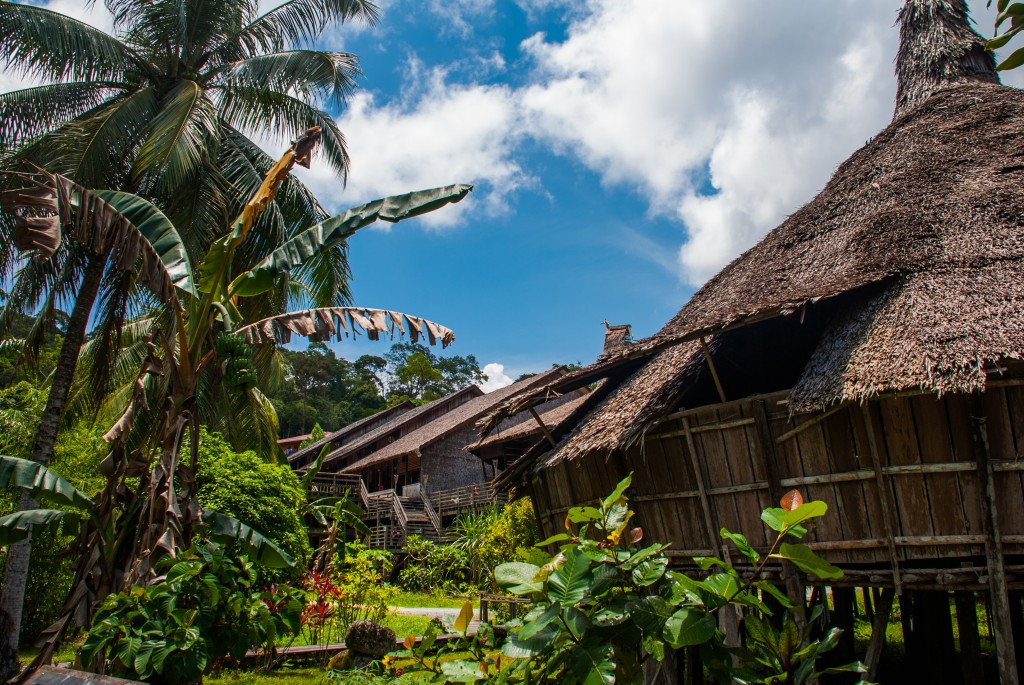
[971,394,1019,685]
[861,404,903,594]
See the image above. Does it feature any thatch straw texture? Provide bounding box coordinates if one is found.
[895,0,997,118]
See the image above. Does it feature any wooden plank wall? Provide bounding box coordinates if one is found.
[530,384,1024,581]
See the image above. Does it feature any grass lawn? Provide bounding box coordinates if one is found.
[390,591,478,609]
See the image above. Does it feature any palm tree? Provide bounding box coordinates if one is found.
[0,0,376,666]
[0,132,470,671]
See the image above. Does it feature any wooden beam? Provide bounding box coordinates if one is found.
[861,404,903,594]
[972,394,1020,685]
[682,416,727,561]
[865,587,895,681]
[956,591,986,685]
[753,399,805,626]
[529,407,558,448]
[699,336,727,403]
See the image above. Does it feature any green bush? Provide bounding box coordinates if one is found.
[477,498,540,579]
[397,535,471,593]
[82,541,304,683]
[0,383,107,642]
[195,428,311,575]
[386,476,866,685]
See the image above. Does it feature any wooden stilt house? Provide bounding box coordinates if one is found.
[482,2,1024,682]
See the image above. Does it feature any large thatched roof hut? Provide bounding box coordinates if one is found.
[483,2,1024,681]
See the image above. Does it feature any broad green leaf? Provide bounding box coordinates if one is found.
[519,603,560,640]
[663,607,717,648]
[502,624,557,658]
[602,473,633,510]
[563,606,589,638]
[454,601,474,634]
[198,235,231,294]
[0,455,92,510]
[0,509,74,546]
[776,543,843,580]
[495,562,543,594]
[720,528,759,564]
[440,659,487,683]
[754,580,795,610]
[704,573,740,599]
[760,509,807,538]
[90,189,195,297]
[536,533,571,547]
[567,506,602,523]
[630,596,674,635]
[999,45,1024,71]
[631,555,668,587]
[547,549,593,606]
[201,509,295,569]
[644,635,666,662]
[228,184,473,296]
[569,643,616,685]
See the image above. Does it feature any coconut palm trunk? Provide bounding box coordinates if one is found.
[0,250,107,676]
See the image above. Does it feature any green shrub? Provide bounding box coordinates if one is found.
[195,428,311,575]
[397,535,471,593]
[82,541,304,683]
[0,383,106,642]
[477,498,539,579]
[386,476,866,685]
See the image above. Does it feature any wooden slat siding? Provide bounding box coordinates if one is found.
[676,425,715,553]
[720,402,767,549]
[794,409,848,564]
[878,396,938,561]
[912,395,975,560]
[999,385,1024,543]
[633,439,673,547]
[944,394,986,541]
[983,387,1024,538]
[697,406,742,546]
[656,437,701,552]
[822,406,883,565]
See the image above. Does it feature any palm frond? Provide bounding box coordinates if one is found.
[216,0,378,58]
[216,86,349,179]
[133,80,220,191]
[213,50,360,110]
[52,87,160,189]
[290,240,352,308]
[0,82,126,153]
[0,1,142,82]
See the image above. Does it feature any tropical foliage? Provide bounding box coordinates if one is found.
[0,130,469,670]
[385,476,865,685]
[81,541,305,682]
[989,1,1024,69]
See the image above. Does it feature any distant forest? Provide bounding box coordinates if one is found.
[272,341,490,438]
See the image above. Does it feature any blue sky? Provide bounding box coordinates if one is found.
[8,0,1024,389]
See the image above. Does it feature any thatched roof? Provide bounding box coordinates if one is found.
[343,367,568,472]
[287,401,415,469]
[895,0,997,118]
[321,386,483,472]
[486,0,1024,472]
[470,392,591,451]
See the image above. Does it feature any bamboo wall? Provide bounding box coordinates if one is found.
[529,381,1024,589]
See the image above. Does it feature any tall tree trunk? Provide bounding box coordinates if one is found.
[0,252,106,679]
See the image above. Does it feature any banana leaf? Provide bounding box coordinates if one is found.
[0,508,78,546]
[235,307,454,347]
[0,455,93,510]
[227,183,473,297]
[201,509,296,569]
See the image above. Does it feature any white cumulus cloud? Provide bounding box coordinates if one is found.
[480,362,514,392]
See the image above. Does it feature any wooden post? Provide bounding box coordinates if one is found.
[862,587,875,625]
[832,587,856,667]
[900,591,917,664]
[970,394,1019,685]
[682,416,726,560]
[865,587,895,682]
[699,337,727,403]
[861,404,903,593]
[529,407,558,448]
[917,591,958,685]
[753,400,806,626]
[955,591,986,685]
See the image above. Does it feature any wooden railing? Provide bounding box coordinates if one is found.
[367,525,406,550]
[307,473,362,499]
[422,494,443,536]
[431,482,507,517]
[365,489,408,532]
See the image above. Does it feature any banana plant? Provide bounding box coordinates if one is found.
[3,127,471,668]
